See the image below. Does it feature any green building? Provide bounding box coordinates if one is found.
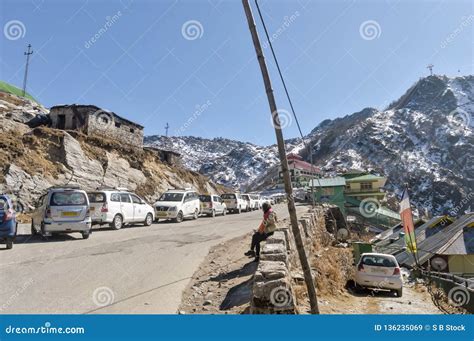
[309,177,347,215]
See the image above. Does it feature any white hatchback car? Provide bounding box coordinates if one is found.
[199,194,227,217]
[355,253,403,297]
[87,189,155,230]
[31,186,92,239]
[221,193,248,214]
[154,189,200,223]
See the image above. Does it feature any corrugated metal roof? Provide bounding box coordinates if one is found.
[346,174,385,182]
[396,213,474,267]
[309,177,346,187]
[375,216,448,255]
[438,221,474,255]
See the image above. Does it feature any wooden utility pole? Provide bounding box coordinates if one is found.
[242,0,319,314]
[22,44,33,97]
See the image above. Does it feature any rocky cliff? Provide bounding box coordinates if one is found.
[0,91,224,211]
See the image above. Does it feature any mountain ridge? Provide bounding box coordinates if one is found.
[146,75,473,215]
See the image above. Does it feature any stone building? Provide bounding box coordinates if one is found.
[143,146,181,166]
[49,104,144,147]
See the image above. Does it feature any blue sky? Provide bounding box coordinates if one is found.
[1,0,472,145]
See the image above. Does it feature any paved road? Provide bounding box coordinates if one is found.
[0,204,308,314]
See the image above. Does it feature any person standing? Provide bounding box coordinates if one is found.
[244,202,278,261]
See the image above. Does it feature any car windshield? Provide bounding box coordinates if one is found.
[50,192,87,206]
[221,194,236,199]
[159,193,184,202]
[242,195,250,200]
[361,255,397,267]
[88,192,106,203]
[199,195,211,202]
[0,198,8,211]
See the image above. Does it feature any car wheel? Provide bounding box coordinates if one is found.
[144,213,153,226]
[111,214,123,230]
[174,211,184,223]
[31,220,37,236]
[6,238,13,249]
[193,209,199,220]
[81,231,90,239]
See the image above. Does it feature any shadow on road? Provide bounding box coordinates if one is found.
[210,260,257,282]
[345,279,396,298]
[13,233,79,244]
[220,277,253,310]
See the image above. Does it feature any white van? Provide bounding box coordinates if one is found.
[199,194,227,217]
[31,186,92,239]
[87,189,155,230]
[154,189,200,223]
[221,193,249,214]
[249,194,261,210]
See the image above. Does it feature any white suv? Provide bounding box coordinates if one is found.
[87,189,155,230]
[154,189,200,223]
[31,186,92,239]
[221,193,248,214]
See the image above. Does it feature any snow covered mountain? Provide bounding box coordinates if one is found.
[300,75,473,214]
[146,75,473,215]
[144,135,304,190]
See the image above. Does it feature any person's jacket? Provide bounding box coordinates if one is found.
[260,208,277,234]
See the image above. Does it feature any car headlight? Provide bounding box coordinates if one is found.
[169,206,177,211]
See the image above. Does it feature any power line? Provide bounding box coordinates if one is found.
[254,0,305,140]
[254,0,319,206]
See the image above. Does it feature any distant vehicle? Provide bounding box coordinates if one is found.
[259,196,270,207]
[249,194,261,210]
[0,195,18,249]
[221,193,248,214]
[199,194,227,217]
[240,194,253,212]
[354,253,403,297]
[31,186,92,239]
[154,189,200,223]
[87,189,155,230]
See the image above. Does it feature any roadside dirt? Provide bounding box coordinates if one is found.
[179,233,255,314]
[294,281,442,314]
[180,227,443,314]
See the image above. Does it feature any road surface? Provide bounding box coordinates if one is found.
[0,204,307,314]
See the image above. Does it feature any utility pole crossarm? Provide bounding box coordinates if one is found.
[241,0,320,314]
